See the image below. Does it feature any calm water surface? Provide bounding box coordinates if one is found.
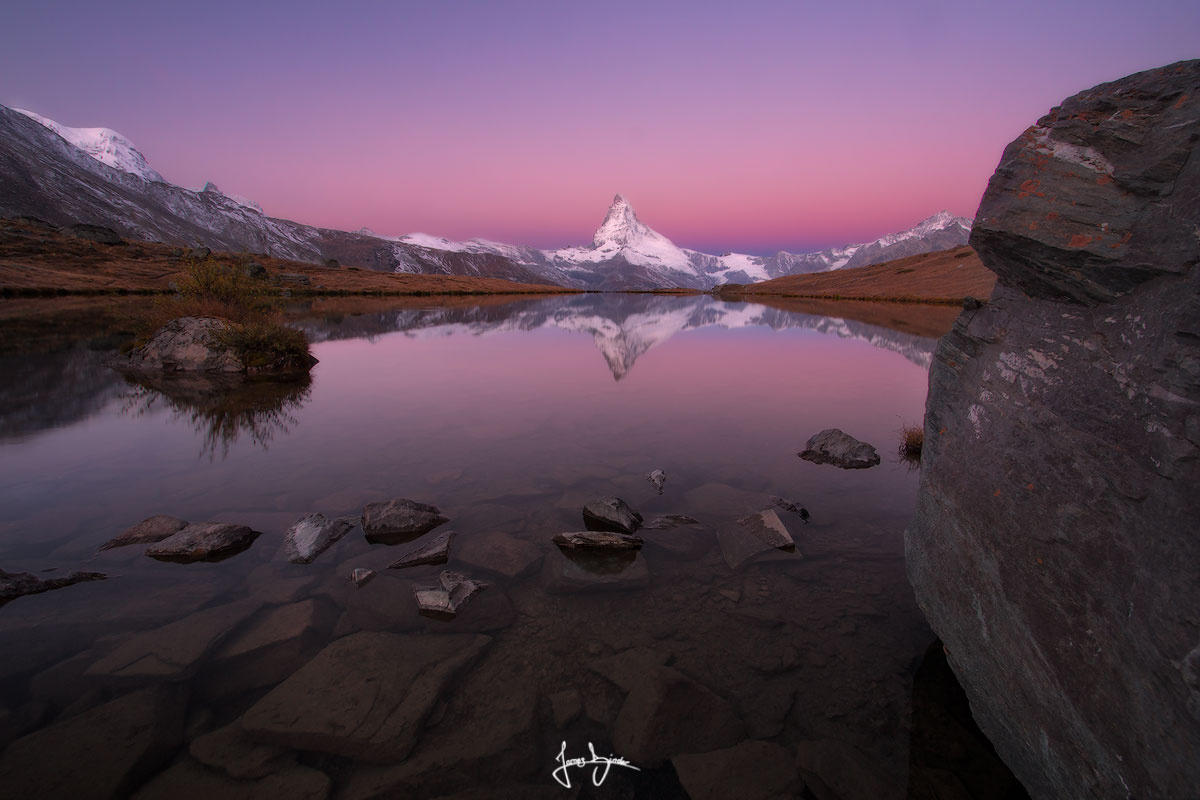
[0,294,979,798]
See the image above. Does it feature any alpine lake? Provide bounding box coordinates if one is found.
[0,293,1022,799]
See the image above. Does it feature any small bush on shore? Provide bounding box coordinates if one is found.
[126,256,313,370]
[215,317,312,372]
[899,423,924,462]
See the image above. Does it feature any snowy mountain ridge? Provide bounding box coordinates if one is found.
[2,105,972,290]
[14,108,165,184]
[392,193,973,289]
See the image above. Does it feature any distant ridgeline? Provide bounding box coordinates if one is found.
[0,104,969,290]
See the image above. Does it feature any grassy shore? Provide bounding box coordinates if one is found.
[717,245,996,304]
[0,218,578,297]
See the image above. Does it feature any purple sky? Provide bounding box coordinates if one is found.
[2,0,1196,253]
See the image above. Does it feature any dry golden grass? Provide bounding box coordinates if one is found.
[0,218,576,297]
[723,245,996,304]
[899,423,924,462]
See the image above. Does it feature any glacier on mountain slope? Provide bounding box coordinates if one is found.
[15,108,165,183]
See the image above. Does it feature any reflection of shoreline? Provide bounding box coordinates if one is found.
[120,371,312,457]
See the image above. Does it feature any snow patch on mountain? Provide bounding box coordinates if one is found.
[15,108,164,183]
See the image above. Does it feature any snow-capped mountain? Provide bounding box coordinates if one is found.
[391,194,972,290]
[0,103,971,290]
[14,108,165,183]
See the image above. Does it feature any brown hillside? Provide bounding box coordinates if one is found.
[725,245,995,303]
[0,218,574,296]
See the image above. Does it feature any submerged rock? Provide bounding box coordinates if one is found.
[908,61,1200,800]
[145,522,260,562]
[361,498,448,544]
[388,528,453,569]
[413,570,488,619]
[673,740,803,800]
[581,496,643,533]
[239,631,491,763]
[100,515,188,551]
[542,548,650,594]
[592,652,746,766]
[0,686,186,798]
[455,530,543,579]
[798,428,880,469]
[552,531,644,550]
[132,758,331,800]
[282,513,354,564]
[0,568,106,604]
[86,598,261,680]
[647,468,666,493]
[716,509,796,570]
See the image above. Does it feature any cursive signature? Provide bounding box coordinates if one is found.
[551,741,640,788]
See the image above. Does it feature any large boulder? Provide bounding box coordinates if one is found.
[907,60,1200,800]
[118,316,316,375]
[120,317,245,373]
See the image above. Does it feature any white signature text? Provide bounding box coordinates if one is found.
[551,741,640,788]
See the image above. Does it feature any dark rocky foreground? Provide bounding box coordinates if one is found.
[908,60,1200,798]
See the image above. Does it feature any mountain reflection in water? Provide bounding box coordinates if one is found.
[295,293,946,380]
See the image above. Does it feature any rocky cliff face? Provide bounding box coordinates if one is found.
[907,61,1200,799]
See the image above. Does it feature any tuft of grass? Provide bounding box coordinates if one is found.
[214,317,312,373]
[899,423,924,462]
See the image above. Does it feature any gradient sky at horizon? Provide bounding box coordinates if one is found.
[2,0,1197,254]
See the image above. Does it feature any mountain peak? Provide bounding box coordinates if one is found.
[593,193,644,247]
[14,108,164,183]
[916,209,972,232]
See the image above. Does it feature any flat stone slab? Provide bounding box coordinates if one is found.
[582,496,643,534]
[543,548,650,594]
[673,740,802,800]
[798,428,880,469]
[239,631,491,763]
[553,531,644,550]
[0,686,185,799]
[0,568,106,604]
[454,530,543,579]
[87,598,261,680]
[100,515,188,551]
[189,721,292,780]
[132,758,330,800]
[413,571,488,619]
[146,522,260,563]
[602,662,746,766]
[282,513,354,564]
[716,509,796,570]
[361,499,448,544]
[388,529,453,569]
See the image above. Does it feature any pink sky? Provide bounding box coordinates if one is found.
[2,1,1196,253]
